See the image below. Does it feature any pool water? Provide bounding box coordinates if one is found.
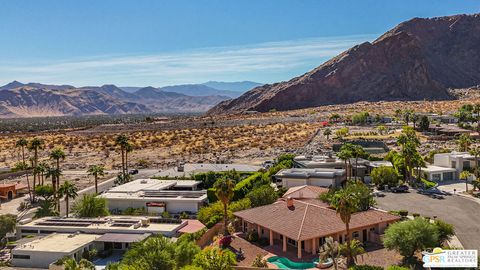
[267,256,319,269]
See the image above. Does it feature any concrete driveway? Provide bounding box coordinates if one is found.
[376,191,480,250]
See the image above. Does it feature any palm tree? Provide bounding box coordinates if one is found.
[72,194,109,217]
[469,147,480,182]
[338,144,354,180]
[323,128,332,140]
[50,148,66,189]
[115,135,129,177]
[214,177,235,235]
[87,165,105,194]
[331,188,360,267]
[37,161,48,185]
[340,239,365,264]
[58,181,78,217]
[63,258,95,270]
[457,133,472,152]
[397,127,420,182]
[319,237,340,270]
[125,142,133,176]
[351,145,366,181]
[460,171,472,192]
[28,138,44,202]
[45,167,61,211]
[15,138,32,202]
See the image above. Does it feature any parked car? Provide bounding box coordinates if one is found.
[129,169,139,175]
[391,185,409,193]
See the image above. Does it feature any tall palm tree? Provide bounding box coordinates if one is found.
[457,133,472,152]
[28,138,44,202]
[214,177,235,235]
[338,144,354,180]
[125,142,133,175]
[58,181,78,217]
[49,147,66,190]
[15,138,32,202]
[469,147,480,182]
[351,145,366,181]
[115,135,129,177]
[37,161,48,185]
[460,171,472,192]
[87,165,105,194]
[331,188,360,267]
[45,167,61,211]
[397,127,420,182]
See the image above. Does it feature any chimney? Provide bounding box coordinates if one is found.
[286,196,294,208]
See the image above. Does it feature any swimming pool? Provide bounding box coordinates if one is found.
[267,256,319,269]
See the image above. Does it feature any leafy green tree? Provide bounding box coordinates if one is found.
[214,178,235,235]
[15,138,32,202]
[383,218,439,261]
[351,112,369,125]
[192,246,236,270]
[58,181,78,217]
[331,188,360,266]
[174,239,201,268]
[344,181,376,211]
[457,133,472,152]
[0,214,16,246]
[87,165,105,194]
[72,194,109,217]
[122,235,176,270]
[246,185,278,207]
[418,115,430,131]
[329,113,341,122]
[370,166,399,188]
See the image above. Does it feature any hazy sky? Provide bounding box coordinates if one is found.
[0,0,478,87]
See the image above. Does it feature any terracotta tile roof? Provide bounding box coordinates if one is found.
[234,199,399,241]
[178,219,206,234]
[282,185,329,199]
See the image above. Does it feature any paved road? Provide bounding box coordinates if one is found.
[376,191,480,250]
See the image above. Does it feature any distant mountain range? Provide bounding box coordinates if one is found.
[120,81,262,98]
[209,14,480,114]
[0,80,261,117]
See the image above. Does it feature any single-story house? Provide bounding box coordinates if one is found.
[0,182,28,201]
[98,179,208,214]
[12,233,100,268]
[234,197,400,259]
[422,165,457,182]
[274,168,346,188]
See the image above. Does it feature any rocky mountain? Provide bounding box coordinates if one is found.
[0,81,231,117]
[202,81,262,92]
[0,87,150,117]
[209,14,480,115]
[159,84,241,98]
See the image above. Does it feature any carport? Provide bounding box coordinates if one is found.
[95,233,151,250]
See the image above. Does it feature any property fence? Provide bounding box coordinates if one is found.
[196,222,222,248]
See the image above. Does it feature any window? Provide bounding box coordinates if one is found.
[432,173,441,181]
[463,161,470,170]
[352,231,359,238]
[370,227,376,232]
[13,254,30,259]
[21,229,38,234]
[114,242,123,249]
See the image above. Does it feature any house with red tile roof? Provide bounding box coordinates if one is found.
[234,197,399,259]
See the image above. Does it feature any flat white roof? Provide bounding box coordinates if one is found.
[18,216,185,235]
[423,165,457,173]
[14,233,99,253]
[155,163,261,178]
[109,179,175,193]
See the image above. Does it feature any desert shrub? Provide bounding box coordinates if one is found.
[421,178,436,189]
[251,254,268,268]
[398,210,408,217]
[371,166,399,188]
[412,213,420,218]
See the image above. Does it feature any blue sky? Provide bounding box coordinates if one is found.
[0,0,478,87]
